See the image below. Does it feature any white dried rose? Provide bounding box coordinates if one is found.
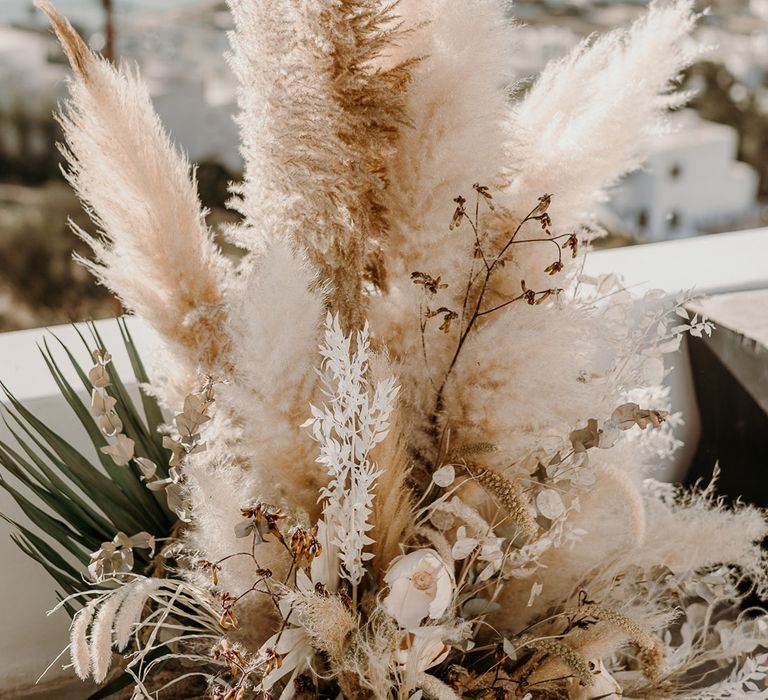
[394,628,450,672]
[384,549,454,631]
[567,659,622,699]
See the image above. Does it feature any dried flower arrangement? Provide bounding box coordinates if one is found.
[1,1,767,699]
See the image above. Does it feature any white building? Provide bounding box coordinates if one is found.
[606,111,759,242]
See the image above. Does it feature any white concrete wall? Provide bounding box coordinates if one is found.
[1,230,767,693]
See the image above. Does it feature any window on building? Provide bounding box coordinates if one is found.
[667,210,681,230]
[637,209,648,229]
[669,163,683,179]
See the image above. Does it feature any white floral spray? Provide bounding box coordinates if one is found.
[303,314,400,592]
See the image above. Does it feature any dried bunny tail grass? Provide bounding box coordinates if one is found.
[637,640,664,681]
[114,578,162,651]
[90,587,128,682]
[522,637,594,687]
[37,1,229,401]
[450,442,499,459]
[525,622,627,690]
[562,604,662,679]
[284,590,357,667]
[226,0,413,328]
[462,463,537,538]
[70,598,98,680]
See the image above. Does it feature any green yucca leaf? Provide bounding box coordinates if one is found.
[0,476,93,556]
[117,318,167,472]
[45,334,172,530]
[86,323,170,475]
[0,318,177,612]
[1,413,140,536]
[0,420,116,536]
[12,532,81,599]
[0,384,143,527]
[38,340,167,532]
[2,514,83,582]
[0,440,104,545]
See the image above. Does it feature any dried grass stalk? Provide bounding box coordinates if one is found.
[37,1,230,400]
[369,354,414,576]
[286,590,357,666]
[522,637,594,687]
[227,0,414,329]
[562,604,663,679]
[463,463,537,537]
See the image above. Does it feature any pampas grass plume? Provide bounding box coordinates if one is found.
[37,0,230,402]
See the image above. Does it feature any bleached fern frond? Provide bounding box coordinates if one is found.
[303,314,400,586]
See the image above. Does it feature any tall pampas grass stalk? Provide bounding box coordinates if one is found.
[225,0,413,329]
[502,0,700,241]
[36,1,230,402]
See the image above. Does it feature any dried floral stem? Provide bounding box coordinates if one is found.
[431,195,561,418]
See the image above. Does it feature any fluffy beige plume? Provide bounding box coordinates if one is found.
[496,0,699,291]
[219,239,328,510]
[226,0,412,330]
[442,303,619,465]
[369,0,517,459]
[37,1,230,402]
[184,241,328,645]
[373,0,698,475]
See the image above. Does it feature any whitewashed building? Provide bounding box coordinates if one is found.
[606,111,759,242]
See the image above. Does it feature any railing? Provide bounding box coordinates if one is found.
[1,227,766,695]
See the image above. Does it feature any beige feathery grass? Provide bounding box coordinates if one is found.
[370,423,412,577]
[369,354,414,576]
[285,589,358,666]
[37,1,230,401]
[227,0,414,330]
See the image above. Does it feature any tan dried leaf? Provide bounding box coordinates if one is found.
[100,434,135,466]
